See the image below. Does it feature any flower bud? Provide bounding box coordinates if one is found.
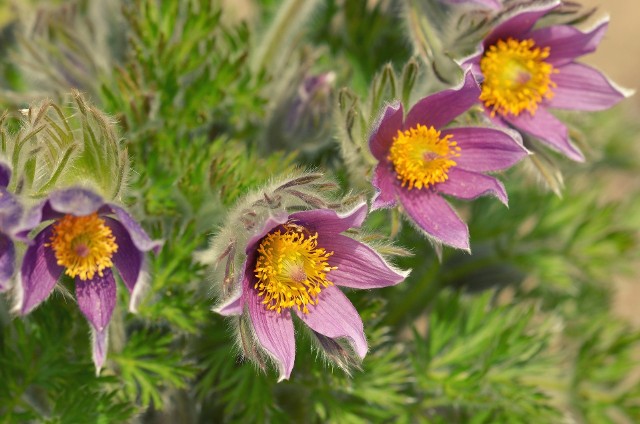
[1,91,129,201]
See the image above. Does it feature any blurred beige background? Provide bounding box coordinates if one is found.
[580,0,640,108]
[579,1,640,325]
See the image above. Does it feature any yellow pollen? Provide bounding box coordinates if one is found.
[388,124,461,190]
[479,38,557,117]
[254,225,336,314]
[48,213,118,281]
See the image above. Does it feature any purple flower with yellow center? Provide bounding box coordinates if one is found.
[0,163,23,292]
[216,203,407,381]
[369,70,528,250]
[462,1,630,161]
[17,187,161,371]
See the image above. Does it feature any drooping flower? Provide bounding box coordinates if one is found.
[369,70,528,250]
[462,1,630,161]
[16,187,161,372]
[214,202,407,381]
[0,163,23,292]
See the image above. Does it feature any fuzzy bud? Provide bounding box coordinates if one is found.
[262,71,337,157]
[0,91,129,201]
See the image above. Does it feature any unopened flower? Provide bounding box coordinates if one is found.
[215,202,407,381]
[0,163,23,292]
[287,71,336,134]
[463,1,629,161]
[17,187,161,372]
[264,71,337,155]
[369,70,527,250]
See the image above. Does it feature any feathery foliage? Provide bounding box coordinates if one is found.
[0,0,638,422]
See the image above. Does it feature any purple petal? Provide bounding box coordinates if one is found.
[215,289,244,316]
[317,233,408,289]
[443,127,527,172]
[459,52,483,81]
[215,257,252,316]
[49,187,105,216]
[530,20,608,66]
[485,1,560,47]
[289,202,368,234]
[110,205,162,253]
[92,327,108,375]
[548,63,629,111]
[296,286,367,359]
[106,217,148,312]
[20,226,63,315]
[19,187,105,238]
[17,200,61,239]
[0,234,14,291]
[0,188,23,233]
[371,163,399,210]
[501,108,584,162]
[398,188,469,250]
[437,168,508,205]
[245,214,289,254]
[404,70,481,130]
[105,218,142,294]
[247,286,295,381]
[75,269,116,332]
[0,162,10,188]
[369,101,403,161]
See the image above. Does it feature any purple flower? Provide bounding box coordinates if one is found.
[17,187,161,372]
[215,202,407,381]
[0,163,23,292]
[369,70,528,250]
[462,1,630,161]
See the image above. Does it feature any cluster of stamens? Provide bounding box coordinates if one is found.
[388,124,461,190]
[254,225,336,314]
[479,38,557,117]
[48,213,118,281]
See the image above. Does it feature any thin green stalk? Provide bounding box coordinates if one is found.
[251,0,320,73]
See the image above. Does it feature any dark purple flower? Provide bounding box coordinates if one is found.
[462,1,630,161]
[369,70,528,250]
[0,163,23,292]
[215,202,407,381]
[17,187,161,372]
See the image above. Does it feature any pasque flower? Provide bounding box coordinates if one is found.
[215,202,407,381]
[0,163,23,292]
[369,70,528,250]
[462,1,629,161]
[17,187,161,371]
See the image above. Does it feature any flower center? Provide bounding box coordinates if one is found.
[479,38,557,117]
[388,124,461,190]
[48,213,118,281]
[254,225,336,314]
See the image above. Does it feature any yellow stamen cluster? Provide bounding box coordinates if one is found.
[48,213,118,281]
[479,38,557,117]
[254,225,336,314]
[388,124,461,190]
